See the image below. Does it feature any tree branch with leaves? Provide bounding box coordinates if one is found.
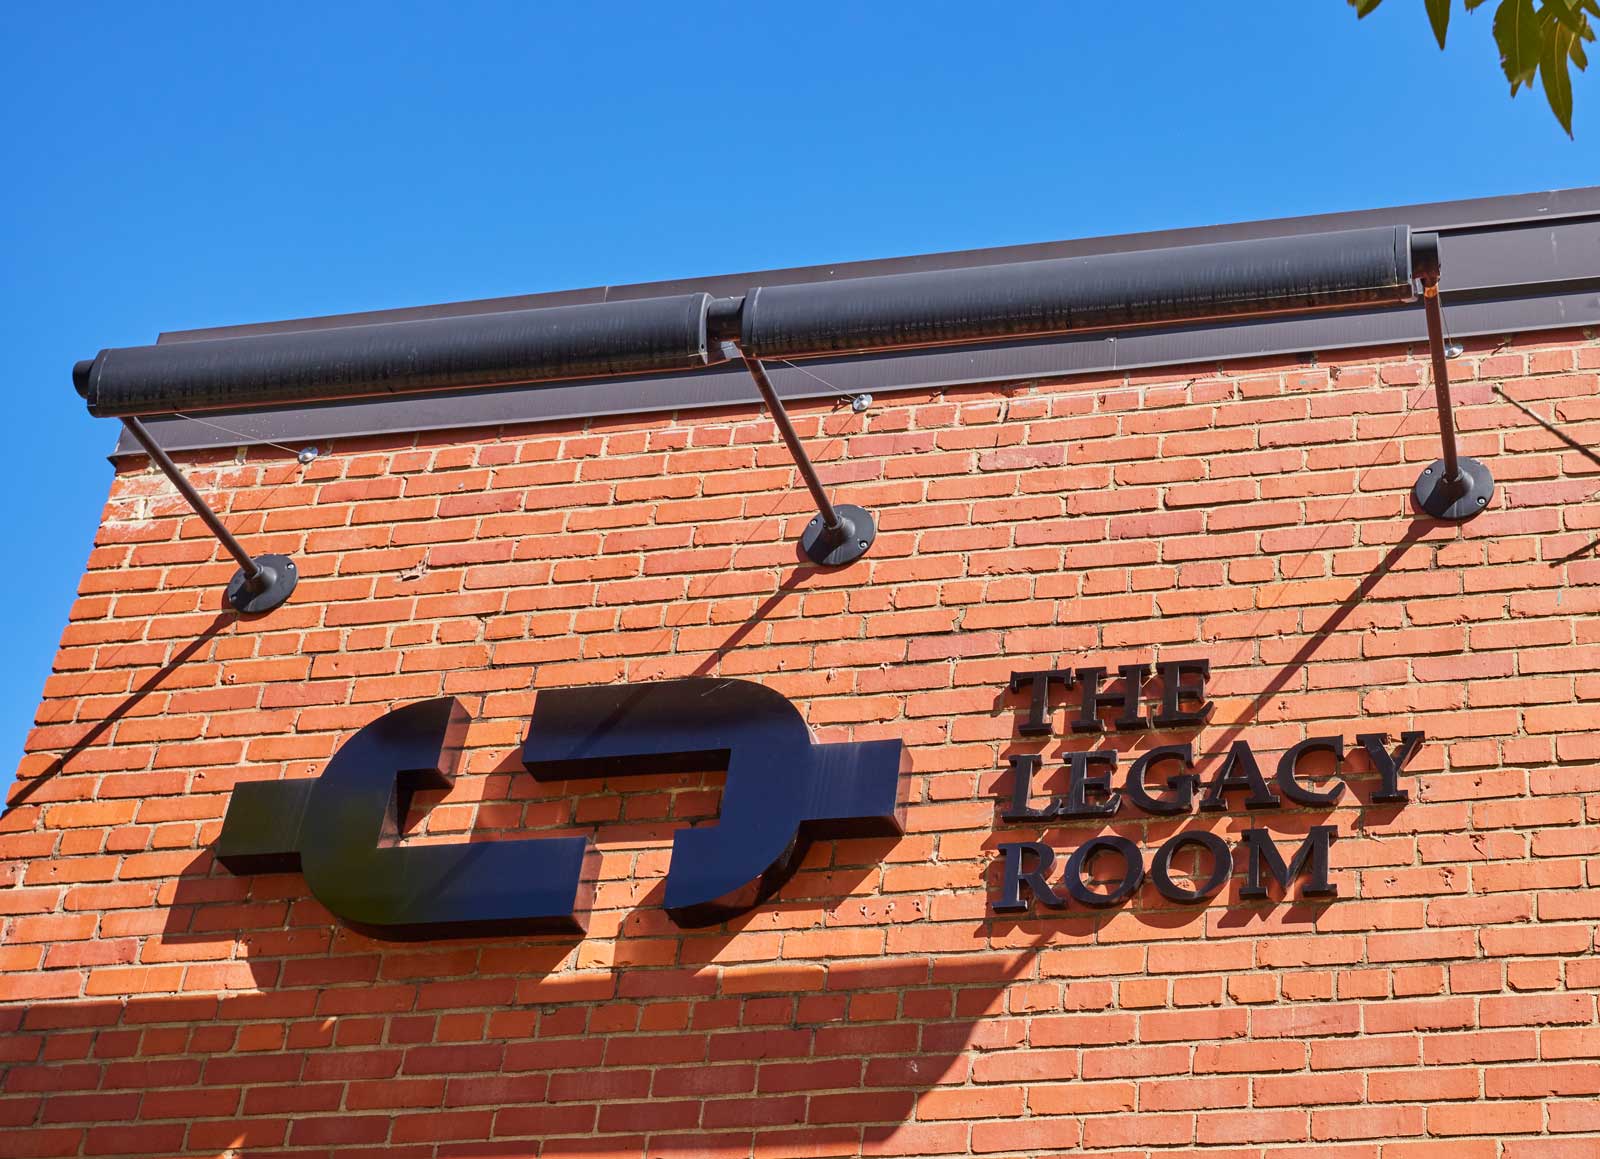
[1350,0,1593,134]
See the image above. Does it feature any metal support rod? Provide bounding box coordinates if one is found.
[732,344,875,568]
[1419,280,1463,490]
[735,346,843,531]
[120,416,300,613]
[122,416,262,584]
[1410,275,1494,522]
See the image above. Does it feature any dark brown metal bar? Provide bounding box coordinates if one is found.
[122,416,262,582]
[733,345,875,568]
[1410,271,1494,522]
[120,417,300,612]
[1420,281,1463,489]
[737,350,842,531]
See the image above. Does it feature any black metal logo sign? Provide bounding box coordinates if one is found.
[995,659,1421,913]
[216,678,904,938]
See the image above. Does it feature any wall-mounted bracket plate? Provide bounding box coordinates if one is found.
[226,554,299,614]
[1412,457,1494,522]
[800,504,875,568]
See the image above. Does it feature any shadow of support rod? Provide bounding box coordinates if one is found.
[120,416,299,614]
[1410,240,1493,522]
[733,344,875,568]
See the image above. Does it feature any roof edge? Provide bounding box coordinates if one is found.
[157,186,1600,346]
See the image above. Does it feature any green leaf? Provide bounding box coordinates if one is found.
[1542,23,1577,133]
[1345,0,1585,133]
[1426,0,1452,46]
[1496,0,1544,91]
[1543,0,1589,34]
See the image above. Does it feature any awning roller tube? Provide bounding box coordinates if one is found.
[76,226,1417,419]
[76,292,717,418]
[740,226,1416,358]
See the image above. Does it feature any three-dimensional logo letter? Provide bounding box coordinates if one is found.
[216,678,904,938]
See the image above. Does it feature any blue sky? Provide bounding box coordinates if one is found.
[1,1,1593,797]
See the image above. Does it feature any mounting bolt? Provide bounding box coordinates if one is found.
[297,446,319,465]
[850,394,872,414]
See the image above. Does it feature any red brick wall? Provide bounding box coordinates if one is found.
[3,330,1598,1157]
